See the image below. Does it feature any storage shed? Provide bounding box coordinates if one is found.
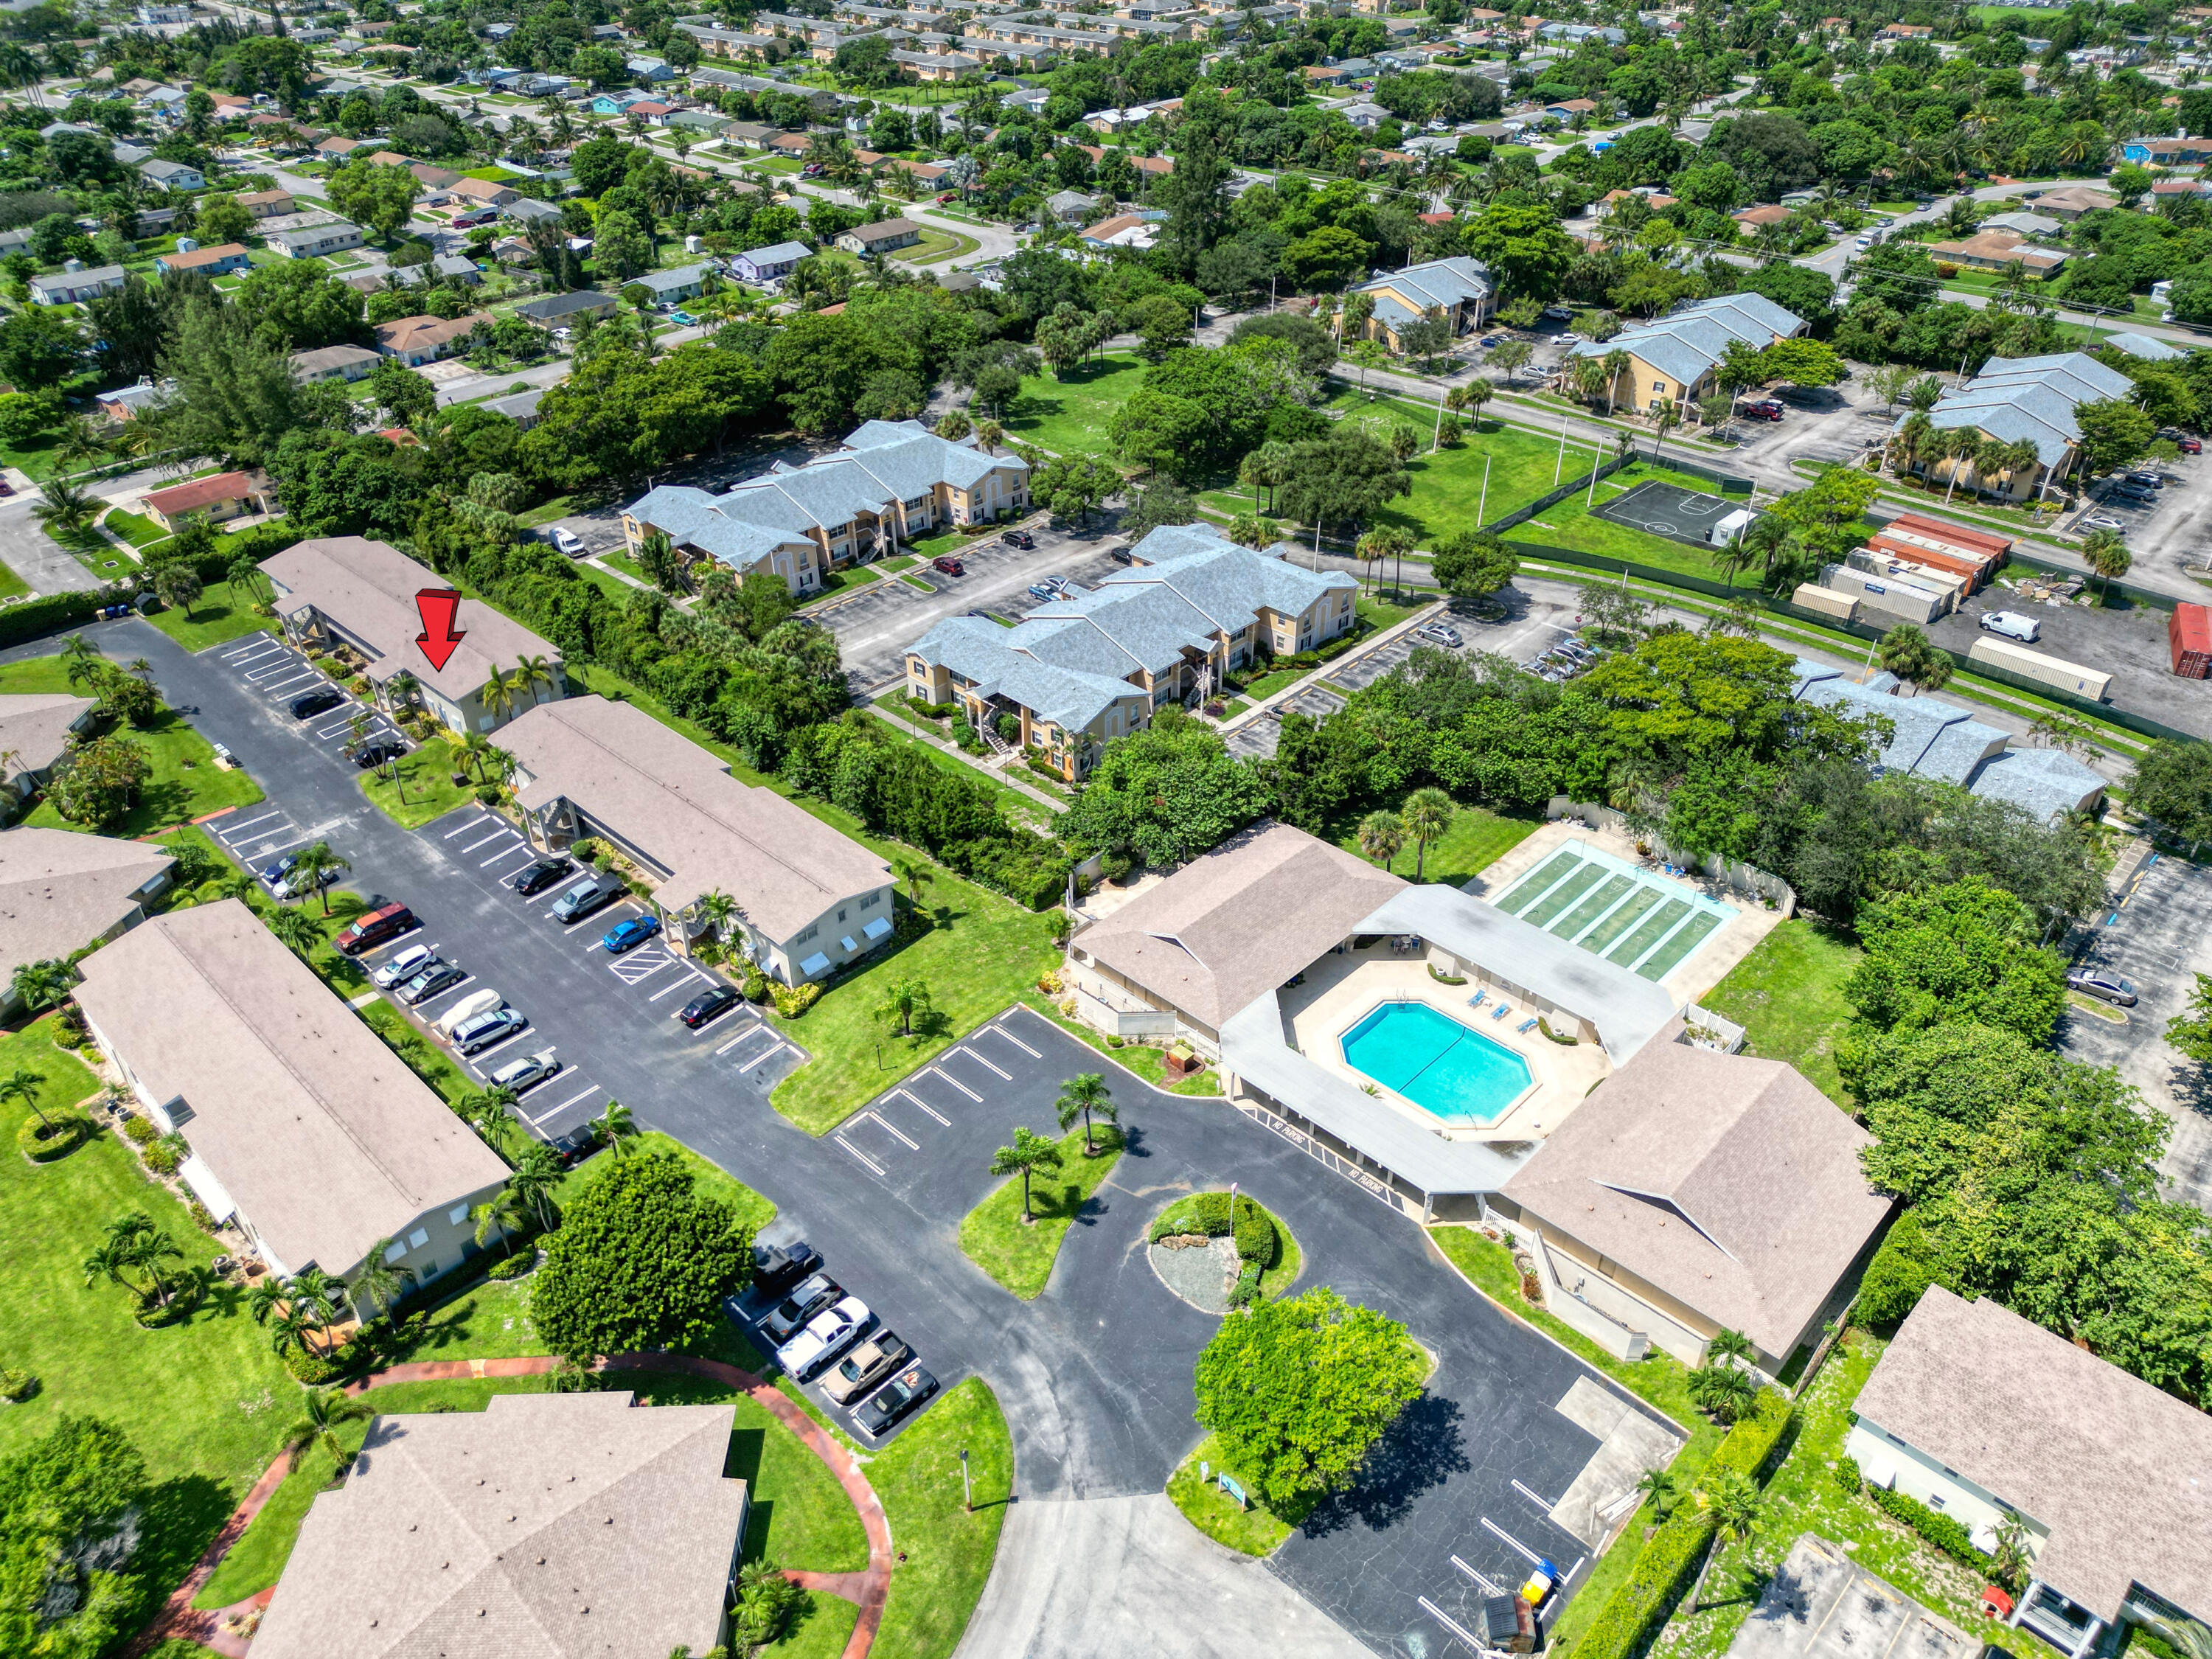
[1968,636,2112,701]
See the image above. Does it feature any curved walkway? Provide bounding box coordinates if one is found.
[130,1351,893,1659]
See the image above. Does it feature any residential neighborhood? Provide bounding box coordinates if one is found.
[3,1,2212,1658]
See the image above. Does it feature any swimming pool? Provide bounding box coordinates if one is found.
[1340,1001,1534,1127]
[1493,838,1738,982]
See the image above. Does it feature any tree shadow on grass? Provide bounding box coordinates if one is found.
[136,1473,237,1623]
[1295,1391,1471,1540]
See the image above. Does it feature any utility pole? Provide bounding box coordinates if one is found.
[1477,453,1492,526]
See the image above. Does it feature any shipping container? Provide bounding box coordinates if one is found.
[1888,511,2013,560]
[1969,636,2112,701]
[1867,532,1992,591]
[2171,602,2212,679]
[1792,582,1861,624]
[1853,550,1966,612]
[1826,563,1944,622]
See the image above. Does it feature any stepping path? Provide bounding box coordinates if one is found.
[128,1352,894,1659]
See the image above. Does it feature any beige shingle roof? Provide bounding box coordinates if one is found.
[254,1391,748,1659]
[1077,824,1407,1032]
[71,899,509,1277]
[0,827,173,981]
[499,696,889,940]
[1854,1287,2212,1622]
[0,692,96,779]
[1501,1025,1892,1359]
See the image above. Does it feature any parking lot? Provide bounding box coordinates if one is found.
[216,633,409,761]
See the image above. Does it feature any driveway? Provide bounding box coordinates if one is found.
[0,493,103,596]
[2058,851,2212,1211]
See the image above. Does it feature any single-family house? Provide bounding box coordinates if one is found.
[233,187,295,218]
[94,380,165,422]
[288,343,380,383]
[268,220,366,260]
[512,289,620,327]
[142,470,266,532]
[482,386,543,429]
[0,828,175,1015]
[73,898,512,1286]
[501,196,564,227]
[139,157,205,190]
[1925,228,2067,274]
[1079,212,1159,249]
[449,175,518,209]
[386,253,484,287]
[836,218,924,254]
[2122,134,2212,164]
[373,311,492,366]
[500,695,894,984]
[627,263,715,305]
[29,263,126,305]
[155,241,251,277]
[730,240,813,283]
[2030,186,2116,221]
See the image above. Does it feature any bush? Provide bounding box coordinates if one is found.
[142,1137,181,1175]
[1857,1209,1940,1329]
[486,1250,538,1281]
[1233,1199,1279,1267]
[1100,850,1133,883]
[187,1200,218,1231]
[770,980,821,1019]
[904,695,956,721]
[742,965,768,1002]
[16,1114,86,1162]
[0,1368,35,1402]
[122,1114,157,1145]
[1571,1506,1719,1659]
[474,785,500,807]
[1705,1386,1794,1483]
[892,906,933,944]
[1227,1261,1262,1309]
[1866,1475,1989,1567]
[282,1338,365,1385]
[1191,1190,1232,1234]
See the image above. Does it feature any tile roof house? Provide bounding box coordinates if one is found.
[2030,186,2117,221]
[625,419,1030,591]
[904,522,1356,780]
[253,1391,751,1659]
[1888,349,2133,495]
[449,175,518,207]
[0,695,98,809]
[142,469,266,531]
[1791,658,2106,819]
[1351,255,1495,352]
[836,218,924,254]
[288,343,381,383]
[1847,1287,2212,1653]
[1079,211,1159,249]
[261,535,566,734]
[1925,229,2067,274]
[0,828,175,1011]
[1500,1016,1894,1369]
[73,899,512,1283]
[373,311,492,366]
[155,241,251,277]
[500,696,894,984]
[1571,291,1808,416]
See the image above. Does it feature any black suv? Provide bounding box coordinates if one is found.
[1000,529,1036,550]
[856,1366,939,1436]
[290,687,344,719]
[754,1241,824,1299]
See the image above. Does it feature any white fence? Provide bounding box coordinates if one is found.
[1545,799,1797,917]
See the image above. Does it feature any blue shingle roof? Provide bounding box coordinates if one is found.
[1571,292,1805,390]
[1892,350,2135,468]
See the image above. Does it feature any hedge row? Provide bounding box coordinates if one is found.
[1568,1385,1795,1659]
[1843,1457,1991,1571]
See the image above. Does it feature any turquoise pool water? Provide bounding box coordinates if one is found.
[1340,1001,1534,1126]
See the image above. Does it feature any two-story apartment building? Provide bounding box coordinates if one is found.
[1349,255,1495,351]
[499,696,896,986]
[903,522,1357,779]
[73,899,512,1290]
[1889,350,2132,501]
[623,420,1030,592]
[1568,291,1808,414]
[260,535,566,735]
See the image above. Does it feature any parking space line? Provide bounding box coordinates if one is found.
[737,1042,787,1073]
[1416,1597,1486,1653]
[220,810,285,838]
[444,815,493,839]
[957,1048,1011,1081]
[864,1110,919,1150]
[647,975,697,1001]
[223,637,277,658]
[987,1024,1042,1059]
[226,647,282,668]
[261,673,319,695]
[1512,1478,1559,1512]
[465,1032,534,1070]
[1450,1557,1503,1597]
[459,830,507,853]
[532,1083,602,1124]
[481,844,534,868]
[834,1135,886,1177]
[1480,1517,1543,1566]
[316,717,360,740]
[893,1089,948,1126]
[246,660,302,682]
[408,977,477,1009]
[244,832,315,860]
[715,1023,771,1055]
[924,1065,980,1102]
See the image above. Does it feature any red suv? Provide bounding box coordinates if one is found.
[1742,400,1784,421]
[931,555,964,575]
[336,902,416,956]
[2179,436,2204,455]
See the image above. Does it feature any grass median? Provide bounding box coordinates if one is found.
[959,1124,1124,1299]
[869,1376,1014,1659]
[1166,1434,1293,1556]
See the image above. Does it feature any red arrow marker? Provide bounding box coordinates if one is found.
[414,588,467,672]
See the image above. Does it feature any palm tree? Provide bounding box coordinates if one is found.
[474,1188,529,1258]
[1356,810,1404,870]
[1689,1361,1758,1422]
[265,905,322,959]
[153,563,205,620]
[874,973,933,1037]
[1600,348,1631,414]
[7,957,70,1015]
[892,857,934,909]
[1651,397,1681,462]
[384,669,420,716]
[288,1265,345,1353]
[446,728,493,783]
[349,1240,415,1322]
[1054,1072,1117,1155]
[288,841,351,915]
[509,653,555,709]
[2081,528,2132,599]
[697,888,739,947]
[1938,428,1978,504]
[32,479,96,535]
[990,1126,1065,1224]
[1356,527,1411,597]
[1706,1327,1753,1367]
[1691,1470,1764,1612]
[0,1065,48,1127]
[1400,787,1456,880]
[1636,1467,1680,1518]
[279,1386,373,1472]
[118,1214,184,1310]
[509,1143,563,1231]
[60,633,103,692]
[597,1099,639,1156]
[1461,378,1494,431]
[480,665,522,724]
[1877,624,1952,697]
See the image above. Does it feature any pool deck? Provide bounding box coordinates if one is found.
[1464,821,1782,1006]
[1281,944,1611,1144]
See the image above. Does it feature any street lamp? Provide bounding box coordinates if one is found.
[959,1447,973,1512]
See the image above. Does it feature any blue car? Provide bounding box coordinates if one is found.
[602,914,662,953]
[260,852,299,886]
[669,308,697,325]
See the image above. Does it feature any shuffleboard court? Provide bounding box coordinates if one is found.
[1591,479,1743,546]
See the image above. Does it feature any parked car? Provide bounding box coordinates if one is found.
[680,984,741,1028]
[752,1240,823,1300]
[2066,967,2138,1006]
[549,1119,601,1166]
[488,1047,561,1093]
[271,864,337,902]
[289,687,344,720]
[1000,529,1035,550]
[1742,400,1785,420]
[855,1365,939,1436]
[453,1006,528,1054]
[930,555,964,576]
[1979,611,2042,643]
[1107,546,1133,565]
[260,852,299,886]
[776,1294,872,1380]
[1415,622,1463,647]
[1026,581,1059,599]
[352,737,406,770]
[824,1329,914,1405]
[1477,333,1503,347]
[602,914,661,953]
[338,902,415,956]
[936,191,957,204]
[549,528,584,555]
[551,876,619,924]
[435,988,504,1037]
[759,1273,841,1344]
[372,944,438,989]
[669,308,696,325]
[399,961,468,1006]
[510,855,573,897]
[2177,436,2204,455]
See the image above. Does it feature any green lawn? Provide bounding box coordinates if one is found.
[1700,919,1863,1107]
[142,597,275,653]
[869,1377,1013,1659]
[1101,1039,1222,1096]
[600,548,653,585]
[1148,1191,1302,1298]
[1506,459,1758,584]
[0,553,25,600]
[959,1125,1124,1299]
[0,1015,300,1609]
[360,750,479,830]
[1166,1434,1293,1557]
[1325,796,1543,888]
[1329,400,1577,538]
[102,507,173,549]
[1003,352,1147,455]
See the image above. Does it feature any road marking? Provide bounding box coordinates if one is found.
[1450,1557,1503,1597]
[987,1024,1042,1059]
[409,976,477,1009]
[1481,1516,1543,1567]
[715,1024,770,1056]
[894,1089,948,1126]
[648,974,697,1001]
[481,843,534,868]
[316,717,361,740]
[247,659,302,681]
[245,832,315,860]
[459,830,507,853]
[737,1042,787,1074]
[445,815,493,838]
[834,1135,886,1176]
[464,1030,534,1069]
[534,1083,602,1123]
[925,1065,980,1102]
[221,810,285,838]
[261,672,319,694]
[226,645,282,667]
[1512,1478,1559,1512]
[1417,1597,1487,1655]
[957,1047,1011,1080]
[865,1110,919,1150]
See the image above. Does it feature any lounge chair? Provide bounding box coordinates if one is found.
[1518,1018,1538,1034]
[1492,1002,1512,1020]
[1467,989,1486,1009]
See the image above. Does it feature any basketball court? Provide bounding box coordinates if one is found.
[1590,479,1745,547]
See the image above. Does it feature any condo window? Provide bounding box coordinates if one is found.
[795,923,818,944]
